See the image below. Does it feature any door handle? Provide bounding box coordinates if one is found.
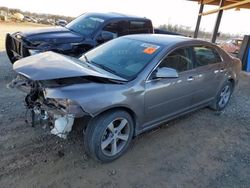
[214,70,219,74]
[187,74,202,81]
[187,76,194,81]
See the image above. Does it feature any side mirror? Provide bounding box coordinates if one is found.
[98,31,115,42]
[154,67,178,79]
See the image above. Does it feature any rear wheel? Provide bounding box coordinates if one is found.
[84,110,134,162]
[210,81,233,111]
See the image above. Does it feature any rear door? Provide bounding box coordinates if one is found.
[191,45,226,104]
[128,20,153,34]
[96,20,129,45]
[103,20,129,37]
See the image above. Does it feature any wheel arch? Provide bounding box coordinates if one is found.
[228,77,235,89]
[92,106,139,136]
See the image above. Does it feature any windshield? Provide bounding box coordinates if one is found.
[66,14,105,36]
[80,37,162,80]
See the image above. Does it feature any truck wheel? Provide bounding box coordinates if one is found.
[84,110,134,163]
[210,81,233,111]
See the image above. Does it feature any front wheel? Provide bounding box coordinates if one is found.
[210,81,233,111]
[84,110,134,163]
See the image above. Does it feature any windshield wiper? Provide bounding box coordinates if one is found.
[90,61,119,76]
[82,55,120,77]
[83,54,91,64]
[78,54,96,70]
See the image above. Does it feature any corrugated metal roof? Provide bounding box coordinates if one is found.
[188,0,250,15]
[188,0,250,9]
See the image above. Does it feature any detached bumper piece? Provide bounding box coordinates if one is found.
[51,115,74,139]
[30,106,76,139]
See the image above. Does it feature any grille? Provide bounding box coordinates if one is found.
[11,35,23,56]
[6,33,30,63]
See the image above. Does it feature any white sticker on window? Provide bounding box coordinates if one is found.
[140,43,160,49]
[89,17,105,22]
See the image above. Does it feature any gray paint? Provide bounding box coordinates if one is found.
[14,51,126,81]
[13,34,242,135]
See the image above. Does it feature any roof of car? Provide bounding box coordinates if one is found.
[85,12,150,20]
[123,34,204,47]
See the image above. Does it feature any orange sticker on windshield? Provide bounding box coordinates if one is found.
[143,47,157,54]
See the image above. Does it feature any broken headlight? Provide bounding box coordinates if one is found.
[47,98,86,117]
[57,99,75,108]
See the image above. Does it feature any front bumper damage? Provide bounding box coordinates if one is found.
[6,33,30,64]
[9,75,87,139]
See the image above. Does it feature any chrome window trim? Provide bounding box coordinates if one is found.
[145,45,193,83]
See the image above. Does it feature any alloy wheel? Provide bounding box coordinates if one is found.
[101,118,130,156]
[218,85,231,108]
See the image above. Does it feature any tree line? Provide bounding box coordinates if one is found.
[159,24,241,41]
[0,6,75,23]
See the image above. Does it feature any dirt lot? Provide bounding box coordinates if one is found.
[0,22,50,50]
[0,24,250,187]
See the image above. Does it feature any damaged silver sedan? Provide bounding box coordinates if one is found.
[10,34,241,162]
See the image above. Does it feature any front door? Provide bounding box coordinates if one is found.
[144,47,197,126]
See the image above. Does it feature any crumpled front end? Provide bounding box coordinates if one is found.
[6,27,87,64]
[9,75,87,139]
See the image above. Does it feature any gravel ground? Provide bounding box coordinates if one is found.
[0,51,250,188]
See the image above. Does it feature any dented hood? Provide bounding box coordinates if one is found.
[18,27,84,44]
[13,51,126,81]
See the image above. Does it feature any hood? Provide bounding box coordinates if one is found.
[13,51,127,81]
[18,27,84,44]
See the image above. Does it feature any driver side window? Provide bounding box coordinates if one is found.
[103,21,129,37]
[159,48,193,73]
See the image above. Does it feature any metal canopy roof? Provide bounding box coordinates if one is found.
[189,0,250,43]
[189,0,250,15]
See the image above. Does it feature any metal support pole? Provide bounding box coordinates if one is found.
[194,2,204,38]
[211,0,225,43]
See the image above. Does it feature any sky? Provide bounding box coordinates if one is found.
[0,0,250,35]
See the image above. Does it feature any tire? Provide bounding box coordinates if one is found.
[210,81,233,111]
[84,110,134,163]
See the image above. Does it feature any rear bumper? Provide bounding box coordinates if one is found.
[5,33,30,64]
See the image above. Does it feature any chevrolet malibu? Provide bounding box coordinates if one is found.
[11,34,242,162]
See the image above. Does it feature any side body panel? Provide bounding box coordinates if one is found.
[144,70,201,127]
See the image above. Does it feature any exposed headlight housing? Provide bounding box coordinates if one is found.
[45,98,87,117]
[57,99,76,108]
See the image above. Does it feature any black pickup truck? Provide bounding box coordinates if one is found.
[6,12,181,64]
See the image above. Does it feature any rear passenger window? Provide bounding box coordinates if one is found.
[129,21,152,34]
[159,48,192,73]
[194,46,222,67]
